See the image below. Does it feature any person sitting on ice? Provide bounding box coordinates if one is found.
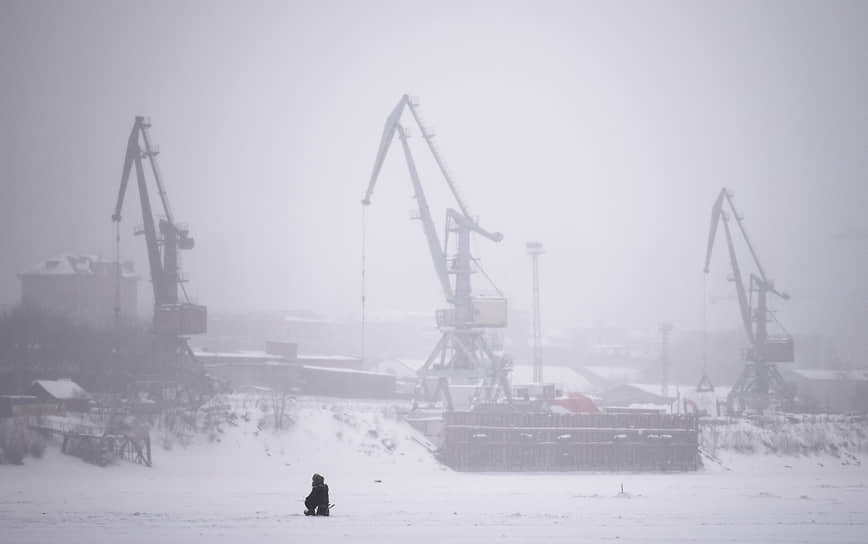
[304,473,330,516]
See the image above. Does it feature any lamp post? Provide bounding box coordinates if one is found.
[527,242,545,384]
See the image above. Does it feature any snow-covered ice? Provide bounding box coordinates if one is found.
[1,396,866,543]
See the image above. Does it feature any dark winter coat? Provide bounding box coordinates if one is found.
[305,483,330,515]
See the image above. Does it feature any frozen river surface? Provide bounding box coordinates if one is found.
[2,399,866,543]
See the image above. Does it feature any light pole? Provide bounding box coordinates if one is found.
[527,242,545,384]
[659,322,673,397]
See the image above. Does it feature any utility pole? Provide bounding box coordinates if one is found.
[659,322,673,397]
[527,242,545,384]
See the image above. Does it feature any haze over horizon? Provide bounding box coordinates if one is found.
[1,1,866,360]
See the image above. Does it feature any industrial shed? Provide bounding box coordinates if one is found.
[300,366,396,398]
[0,395,50,418]
[782,368,868,413]
[29,379,92,412]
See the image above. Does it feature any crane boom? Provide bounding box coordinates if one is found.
[112,116,206,337]
[705,189,788,299]
[703,188,726,274]
[112,122,138,223]
[114,118,167,304]
[720,211,754,343]
[139,119,175,225]
[362,99,405,206]
[396,124,454,300]
[362,95,503,304]
[363,95,474,220]
[704,187,787,345]
[405,98,472,219]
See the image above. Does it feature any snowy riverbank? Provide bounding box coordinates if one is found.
[701,413,868,462]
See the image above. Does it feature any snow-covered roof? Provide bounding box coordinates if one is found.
[301,365,392,377]
[31,379,90,400]
[627,383,673,397]
[373,359,421,380]
[194,350,283,362]
[511,364,595,393]
[396,359,426,371]
[787,368,868,382]
[581,365,643,384]
[298,354,361,362]
[194,349,362,366]
[203,359,292,368]
[19,253,138,279]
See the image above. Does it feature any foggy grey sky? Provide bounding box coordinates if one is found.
[1,1,866,349]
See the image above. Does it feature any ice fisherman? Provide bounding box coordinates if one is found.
[304,473,330,516]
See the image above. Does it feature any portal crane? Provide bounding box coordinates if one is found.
[363,95,511,409]
[113,116,207,378]
[704,188,794,413]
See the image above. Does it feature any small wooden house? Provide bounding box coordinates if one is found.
[29,379,92,412]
